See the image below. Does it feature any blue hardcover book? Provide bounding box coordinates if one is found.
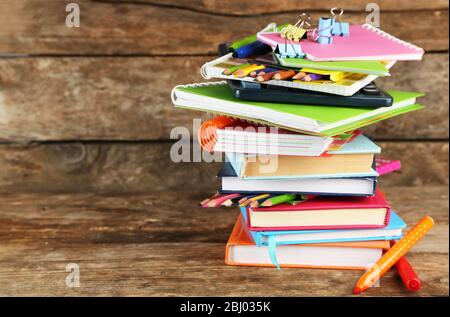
[240,207,405,246]
[225,134,380,180]
[219,162,377,196]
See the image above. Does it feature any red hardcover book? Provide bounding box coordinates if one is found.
[246,190,391,231]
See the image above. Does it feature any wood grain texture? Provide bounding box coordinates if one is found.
[0,0,447,55]
[0,54,447,142]
[0,56,208,142]
[371,54,449,139]
[0,186,447,296]
[105,0,450,15]
[0,141,447,194]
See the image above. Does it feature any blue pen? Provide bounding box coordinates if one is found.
[233,41,272,59]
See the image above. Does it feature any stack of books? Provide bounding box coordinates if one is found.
[171,19,424,271]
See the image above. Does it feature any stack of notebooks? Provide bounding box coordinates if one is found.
[171,19,424,270]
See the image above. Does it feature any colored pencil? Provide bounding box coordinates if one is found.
[301,73,325,82]
[240,194,270,207]
[238,195,257,205]
[221,196,243,207]
[207,193,241,208]
[249,195,273,208]
[261,194,297,207]
[199,192,220,206]
[256,71,281,82]
[292,72,307,80]
[273,70,297,80]
[223,63,250,75]
[250,67,278,77]
[234,64,265,78]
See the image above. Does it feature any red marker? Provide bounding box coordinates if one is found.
[395,255,421,291]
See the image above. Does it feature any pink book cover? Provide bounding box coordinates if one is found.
[246,189,391,231]
[257,24,424,61]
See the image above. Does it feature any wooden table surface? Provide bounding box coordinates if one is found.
[0,186,447,297]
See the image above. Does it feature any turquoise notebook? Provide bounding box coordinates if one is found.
[172,82,424,136]
[239,207,406,246]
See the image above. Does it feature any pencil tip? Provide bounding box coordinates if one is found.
[353,287,362,295]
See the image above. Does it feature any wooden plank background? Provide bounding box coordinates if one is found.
[0,0,448,296]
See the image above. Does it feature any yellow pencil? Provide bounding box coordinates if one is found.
[353,216,434,294]
[233,65,265,78]
[240,194,270,207]
[248,194,270,202]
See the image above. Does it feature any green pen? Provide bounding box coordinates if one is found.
[230,35,258,51]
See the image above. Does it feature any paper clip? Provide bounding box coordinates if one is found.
[331,7,350,36]
[280,12,311,42]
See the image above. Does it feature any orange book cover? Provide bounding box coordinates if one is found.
[225,214,390,270]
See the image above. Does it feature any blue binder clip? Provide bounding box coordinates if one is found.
[276,41,305,58]
[331,7,350,36]
[317,17,334,44]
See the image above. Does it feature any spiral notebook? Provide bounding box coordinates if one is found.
[198,116,355,156]
[171,81,424,136]
[257,24,424,61]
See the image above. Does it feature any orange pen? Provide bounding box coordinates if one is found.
[353,216,434,294]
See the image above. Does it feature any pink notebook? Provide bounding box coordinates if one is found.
[257,24,424,61]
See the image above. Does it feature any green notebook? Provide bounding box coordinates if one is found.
[171,82,424,137]
[275,55,390,76]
